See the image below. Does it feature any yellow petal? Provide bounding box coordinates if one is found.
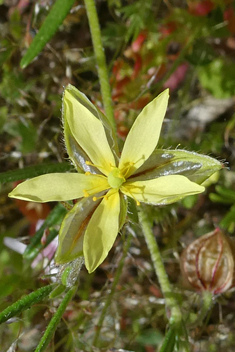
[119,89,169,178]
[121,175,204,205]
[84,190,120,273]
[63,85,116,175]
[9,173,109,202]
[55,197,101,264]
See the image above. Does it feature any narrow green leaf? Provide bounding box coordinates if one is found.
[215,185,235,202]
[35,286,77,352]
[0,284,54,324]
[0,162,74,184]
[159,327,176,352]
[20,0,76,68]
[23,203,67,260]
[220,204,235,231]
[209,193,233,205]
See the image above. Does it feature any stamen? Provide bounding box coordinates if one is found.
[121,156,145,178]
[130,197,140,206]
[121,162,135,178]
[85,170,107,181]
[85,160,105,170]
[93,194,108,202]
[121,162,134,174]
[83,190,90,197]
[122,186,140,206]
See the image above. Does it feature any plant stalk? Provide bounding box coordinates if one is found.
[84,0,116,132]
[138,207,182,325]
[0,284,55,324]
[92,232,132,347]
[35,286,77,352]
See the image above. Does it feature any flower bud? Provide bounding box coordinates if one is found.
[180,228,235,294]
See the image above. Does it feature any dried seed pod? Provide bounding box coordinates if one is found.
[180,228,235,294]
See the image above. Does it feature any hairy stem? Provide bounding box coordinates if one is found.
[92,232,132,347]
[138,207,182,325]
[84,0,116,132]
[0,284,55,324]
[189,291,213,328]
[35,286,77,352]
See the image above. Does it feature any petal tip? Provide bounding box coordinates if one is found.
[8,191,14,198]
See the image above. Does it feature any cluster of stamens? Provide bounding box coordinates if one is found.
[82,160,141,206]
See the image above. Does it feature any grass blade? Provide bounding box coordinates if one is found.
[20,0,76,68]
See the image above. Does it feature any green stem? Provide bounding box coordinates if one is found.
[159,326,176,352]
[0,284,55,324]
[92,232,132,347]
[138,207,182,325]
[84,0,116,132]
[35,286,77,352]
[189,291,213,328]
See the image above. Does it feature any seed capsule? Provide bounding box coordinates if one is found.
[180,228,235,294]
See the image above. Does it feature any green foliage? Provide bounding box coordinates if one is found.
[159,327,176,352]
[136,329,163,350]
[23,203,67,260]
[210,185,235,233]
[20,0,76,68]
[186,40,216,66]
[120,0,155,41]
[198,58,235,98]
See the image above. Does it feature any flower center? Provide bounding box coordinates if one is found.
[108,167,126,189]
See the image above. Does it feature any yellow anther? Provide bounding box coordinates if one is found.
[92,194,109,202]
[85,160,106,171]
[121,161,136,178]
[130,192,141,206]
[85,171,91,176]
[122,186,140,207]
[83,190,90,197]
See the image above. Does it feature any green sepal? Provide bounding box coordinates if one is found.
[129,149,222,185]
[127,196,139,224]
[119,193,128,229]
[55,196,101,264]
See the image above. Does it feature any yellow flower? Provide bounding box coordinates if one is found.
[9,85,222,273]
